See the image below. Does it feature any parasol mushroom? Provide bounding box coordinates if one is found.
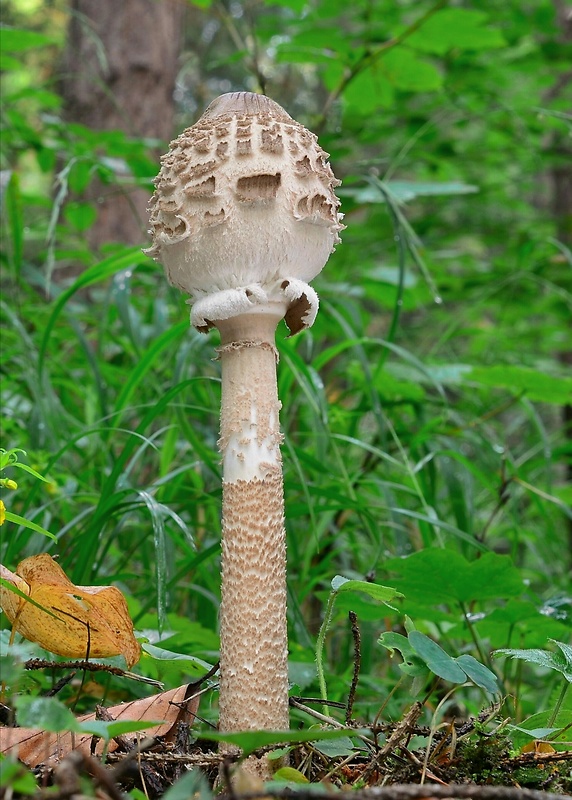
[146,91,342,760]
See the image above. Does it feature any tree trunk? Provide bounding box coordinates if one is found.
[60,0,184,248]
[549,0,572,561]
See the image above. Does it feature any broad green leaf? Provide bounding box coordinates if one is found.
[15,696,80,733]
[510,725,560,739]
[381,48,442,92]
[455,655,500,695]
[312,736,355,758]
[344,68,394,113]
[0,53,21,70]
[468,366,572,405]
[494,644,572,682]
[162,770,212,800]
[331,575,402,603]
[78,718,162,743]
[264,0,306,10]
[509,710,572,749]
[407,9,505,55]
[64,201,97,232]
[141,643,214,677]
[0,760,38,795]
[378,631,415,660]
[408,631,466,683]
[553,640,572,673]
[378,631,428,678]
[0,29,58,52]
[199,727,366,757]
[273,766,311,783]
[385,550,523,606]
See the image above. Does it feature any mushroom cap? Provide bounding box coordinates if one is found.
[146,92,343,332]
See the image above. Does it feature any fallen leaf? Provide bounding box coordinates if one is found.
[0,683,199,766]
[0,555,140,667]
[521,739,556,755]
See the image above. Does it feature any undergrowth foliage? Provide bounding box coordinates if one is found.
[0,0,571,795]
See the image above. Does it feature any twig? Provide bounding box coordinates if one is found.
[235,787,569,800]
[315,0,448,132]
[346,611,361,724]
[24,658,163,687]
[363,702,424,781]
[43,671,76,697]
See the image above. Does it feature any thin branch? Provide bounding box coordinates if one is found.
[316,0,449,132]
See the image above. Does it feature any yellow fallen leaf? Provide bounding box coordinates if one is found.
[0,554,140,668]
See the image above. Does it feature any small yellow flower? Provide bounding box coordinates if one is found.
[0,499,5,526]
[5,479,17,490]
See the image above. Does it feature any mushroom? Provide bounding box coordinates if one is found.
[146,92,343,754]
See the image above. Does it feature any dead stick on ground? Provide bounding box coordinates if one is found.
[233,786,569,800]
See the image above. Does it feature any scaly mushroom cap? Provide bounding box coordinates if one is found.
[146,92,343,334]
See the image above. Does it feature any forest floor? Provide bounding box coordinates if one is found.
[20,694,572,800]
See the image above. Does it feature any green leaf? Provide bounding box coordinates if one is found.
[273,766,310,783]
[6,462,51,482]
[0,759,38,795]
[407,9,505,55]
[15,696,80,732]
[468,365,572,405]
[77,719,162,743]
[408,631,467,683]
[0,53,22,70]
[377,632,428,678]
[331,575,403,603]
[312,736,355,758]
[199,727,366,757]
[162,770,212,800]
[264,0,307,11]
[141,643,214,677]
[0,29,58,52]
[4,512,56,540]
[64,201,97,232]
[494,643,572,682]
[385,550,523,606]
[380,48,443,92]
[455,655,500,695]
[344,68,394,113]
[509,710,572,749]
[553,640,572,674]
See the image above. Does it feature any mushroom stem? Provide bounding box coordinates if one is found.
[215,306,289,735]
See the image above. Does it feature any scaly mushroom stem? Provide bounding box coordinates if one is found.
[216,307,289,735]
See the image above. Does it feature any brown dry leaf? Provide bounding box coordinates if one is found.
[0,683,199,767]
[0,554,140,668]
